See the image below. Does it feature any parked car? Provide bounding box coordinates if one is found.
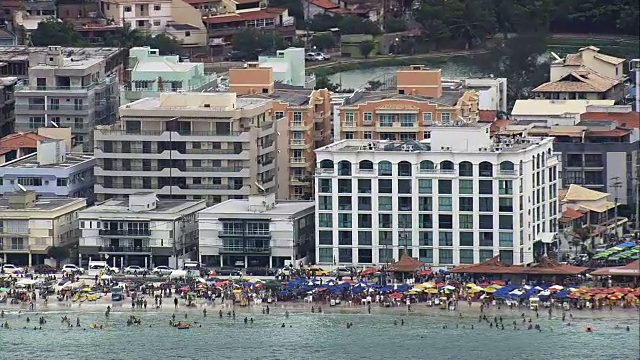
[332,267,353,277]
[123,265,146,275]
[243,267,276,276]
[305,52,324,61]
[223,51,247,62]
[33,264,58,274]
[1,264,24,274]
[61,264,84,275]
[152,266,174,276]
[314,52,330,60]
[307,266,330,277]
[210,267,242,277]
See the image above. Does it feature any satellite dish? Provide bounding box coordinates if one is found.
[254,182,266,193]
[17,183,27,192]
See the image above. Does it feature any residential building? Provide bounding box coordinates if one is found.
[0,190,86,266]
[442,77,507,112]
[258,48,315,89]
[334,65,479,141]
[0,27,17,46]
[13,46,120,151]
[165,22,208,52]
[94,92,277,204]
[0,127,80,164]
[0,77,17,137]
[557,184,627,254]
[534,46,627,102]
[511,99,615,126]
[183,0,222,15]
[58,2,124,45]
[13,0,57,41]
[229,64,332,200]
[496,118,639,206]
[314,124,560,267]
[302,0,383,23]
[204,7,295,46]
[77,192,206,268]
[198,193,314,268]
[0,139,95,203]
[580,104,640,129]
[122,46,218,104]
[0,0,21,22]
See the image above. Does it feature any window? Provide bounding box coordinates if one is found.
[479,215,493,229]
[398,197,412,211]
[459,249,474,264]
[378,114,394,127]
[275,111,284,119]
[499,197,513,212]
[363,131,372,139]
[480,232,493,247]
[439,232,453,246]
[459,214,473,229]
[379,248,394,263]
[400,114,415,127]
[185,31,191,37]
[397,179,412,194]
[358,231,372,245]
[358,249,372,264]
[358,196,372,211]
[419,249,433,263]
[344,112,354,126]
[338,161,351,176]
[418,197,432,211]
[479,249,494,262]
[363,112,372,123]
[378,179,392,193]
[124,5,131,12]
[499,250,513,265]
[419,214,432,228]
[479,197,493,212]
[338,196,351,210]
[154,4,161,10]
[418,179,432,194]
[18,177,42,186]
[419,231,433,246]
[378,161,392,176]
[439,249,453,264]
[499,180,513,195]
[358,214,372,228]
[357,179,371,194]
[318,248,333,262]
[29,117,45,129]
[499,232,513,247]
[460,232,474,246]
[438,180,452,194]
[338,179,352,193]
[318,213,332,228]
[479,180,493,194]
[338,231,352,245]
[246,222,269,235]
[458,161,473,177]
[379,214,392,228]
[318,196,332,210]
[459,179,473,194]
[338,213,352,227]
[318,230,333,245]
[379,231,392,245]
[56,178,68,187]
[319,179,331,193]
[153,20,160,26]
[398,162,412,176]
[438,197,452,211]
[439,214,453,229]
[338,248,352,263]
[378,197,392,211]
[440,112,451,123]
[422,112,433,124]
[459,197,473,212]
[419,160,435,172]
[499,215,513,229]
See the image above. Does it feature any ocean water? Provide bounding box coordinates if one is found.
[0,306,638,360]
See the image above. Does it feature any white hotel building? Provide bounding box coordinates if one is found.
[314,124,560,268]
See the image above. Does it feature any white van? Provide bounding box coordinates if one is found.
[88,261,115,276]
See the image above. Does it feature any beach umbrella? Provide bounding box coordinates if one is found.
[550,285,564,291]
[468,287,483,293]
[444,285,456,291]
[389,292,403,299]
[483,287,497,293]
[407,290,421,295]
[465,283,477,288]
[491,280,506,286]
[0,287,9,292]
[425,288,438,294]
[423,282,436,288]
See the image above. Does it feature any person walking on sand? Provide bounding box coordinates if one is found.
[174,297,178,309]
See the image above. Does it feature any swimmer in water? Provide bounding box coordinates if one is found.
[281,323,285,328]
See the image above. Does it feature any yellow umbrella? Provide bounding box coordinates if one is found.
[414,284,427,289]
[407,290,421,295]
[423,282,436,288]
[465,283,477,288]
[425,288,438,294]
[483,287,497,293]
[488,284,502,290]
[468,287,483,293]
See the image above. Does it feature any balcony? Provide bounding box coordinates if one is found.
[290,157,310,167]
[98,246,152,254]
[184,166,244,173]
[290,121,311,130]
[208,24,295,38]
[316,168,334,174]
[184,148,243,155]
[15,104,89,113]
[219,246,271,254]
[342,121,356,128]
[184,184,245,190]
[15,74,116,93]
[497,169,519,177]
[289,139,309,149]
[99,229,151,236]
[290,176,311,185]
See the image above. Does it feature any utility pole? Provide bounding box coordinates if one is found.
[610,177,622,241]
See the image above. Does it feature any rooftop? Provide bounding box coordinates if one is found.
[0,196,84,212]
[0,46,122,63]
[204,8,284,24]
[22,0,56,11]
[344,89,466,107]
[200,199,314,216]
[581,110,640,129]
[123,92,270,111]
[85,197,204,214]
[0,152,94,169]
[31,56,103,70]
[532,68,618,93]
[133,59,200,73]
[167,23,201,31]
[511,99,615,116]
[306,0,339,10]
[0,131,46,156]
[552,46,625,67]
[561,184,609,202]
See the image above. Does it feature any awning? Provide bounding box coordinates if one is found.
[536,232,557,244]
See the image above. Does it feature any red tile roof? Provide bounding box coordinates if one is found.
[184,0,220,4]
[232,0,260,3]
[561,208,586,222]
[450,256,587,275]
[327,7,368,14]
[204,8,283,24]
[387,254,425,273]
[580,111,640,129]
[306,0,339,10]
[586,128,631,137]
[0,131,46,155]
[591,260,640,277]
[478,110,496,123]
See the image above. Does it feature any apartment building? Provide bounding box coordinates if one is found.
[13,46,120,151]
[0,190,86,266]
[0,77,17,137]
[123,46,218,104]
[229,63,332,200]
[0,139,95,203]
[258,48,315,89]
[334,65,479,141]
[94,92,277,204]
[77,192,206,268]
[204,6,295,46]
[511,99,615,126]
[314,124,560,267]
[198,193,315,268]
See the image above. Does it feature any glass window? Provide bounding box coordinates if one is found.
[498,197,513,212]
[378,197,392,211]
[363,112,372,122]
[418,179,432,194]
[358,196,372,211]
[439,232,453,246]
[318,248,333,263]
[479,197,493,212]
[338,196,351,210]
[438,197,452,211]
[398,214,412,229]
[318,230,333,245]
[397,179,412,194]
[338,179,352,193]
[499,180,513,195]
[419,231,433,246]
[479,215,493,229]
[379,231,392,245]
[458,162,473,177]
[378,114,394,127]
[400,114,415,127]
[422,112,433,124]
[319,178,331,193]
[480,232,493,247]
[459,249,474,264]
[378,161,392,175]
[338,231,352,245]
[439,249,453,264]
[439,214,453,229]
[500,250,514,265]
[398,197,412,211]
[499,215,513,229]
[479,249,494,262]
[460,232,474,246]
[438,180,452,194]
[358,179,371,194]
[338,248,352,263]
[459,197,473,212]
[419,214,432,228]
[379,214,393,228]
[459,179,473,194]
[358,214,372,228]
[318,213,332,227]
[338,213,352,227]
[358,231,372,245]
[379,248,393,263]
[499,232,513,247]
[378,179,392,193]
[419,249,433,263]
[418,197,432,211]
[459,214,473,229]
[358,249,373,264]
[318,196,332,210]
[479,180,493,194]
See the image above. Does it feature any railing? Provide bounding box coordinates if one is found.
[184,184,245,190]
[419,168,455,174]
[260,121,274,130]
[98,129,244,137]
[99,246,151,253]
[184,148,242,154]
[184,167,244,173]
[290,122,309,130]
[99,229,151,236]
[219,246,271,254]
[290,139,306,146]
[16,75,116,92]
[15,104,89,111]
[290,157,306,163]
[497,169,518,176]
[316,168,334,174]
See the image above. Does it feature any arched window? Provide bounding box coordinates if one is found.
[458,161,473,177]
[338,160,351,176]
[398,161,412,176]
[359,160,374,171]
[499,161,515,175]
[419,160,435,172]
[378,161,392,176]
[440,160,454,173]
[479,161,493,177]
[319,159,334,169]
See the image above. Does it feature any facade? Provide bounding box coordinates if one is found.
[511,99,615,126]
[204,7,295,44]
[198,193,315,268]
[94,92,277,204]
[183,0,222,15]
[123,46,218,104]
[314,124,560,267]
[0,77,17,137]
[229,64,332,200]
[0,27,17,46]
[334,66,479,141]
[0,139,95,203]
[100,0,203,35]
[258,48,315,89]
[13,46,120,151]
[77,192,206,268]
[0,190,86,266]
[303,0,383,23]
[445,77,507,112]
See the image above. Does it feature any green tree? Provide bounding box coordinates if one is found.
[365,80,383,91]
[315,75,339,91]
[231,29,284,57]
[148,33,182,55]
[337,16,381,35]
[307,14,338,32]
[358,40,376,59]
[384,18,408,33]
[30,19,85,46]
[310,33,336,51]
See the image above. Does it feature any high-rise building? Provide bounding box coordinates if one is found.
[314,124,560,267]
[0,77,17,137]
[94,92,276,204]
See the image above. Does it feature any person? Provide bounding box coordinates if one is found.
[203,309,207,317]
[219,310,223,318]
[174,297,178,309]
[281,323,285,328]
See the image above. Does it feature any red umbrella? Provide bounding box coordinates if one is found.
[436,282,445,288]
[360,268,378,276]
[419,269,432,276]
[479,282,490,287]
[389,292,403,299]
[491,280,506,286]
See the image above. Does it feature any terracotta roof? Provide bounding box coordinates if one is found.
[232,0,260,3]
[590,260,640,277]
[524,257,588,275]
[594,52,625,65]
[306,0,339,10]
[563,53,583,66]
[0,131,46,155]
[450,256,524,274]
[450,256,587,275]
[580,111,640,129]
[327,7,368,14]
[587,128,630,137]
[489,118,511,134]
[558,188,568,201]
[560,208,585,223]
[562,184,609,202]
[532,68,617,93]
[204,8,282,24]
[387,254,425,273]
[477,110,496,123]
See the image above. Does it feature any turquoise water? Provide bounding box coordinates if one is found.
[0,306,638,360]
